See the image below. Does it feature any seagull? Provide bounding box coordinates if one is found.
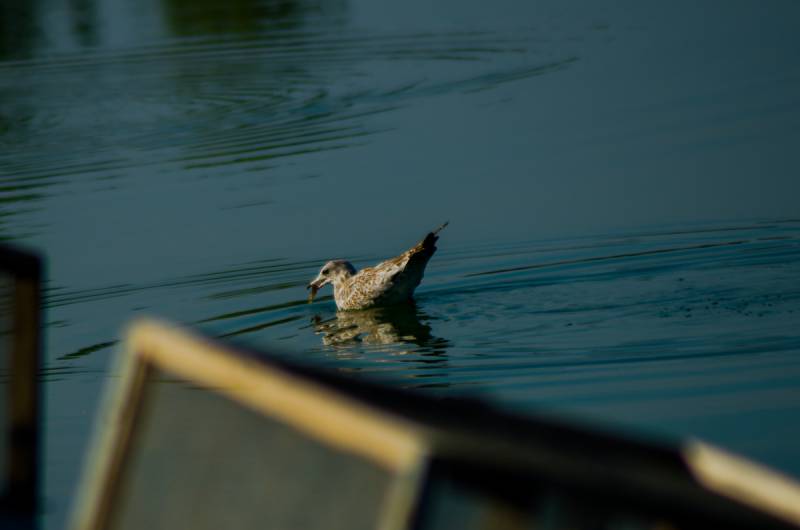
[307,222,448,310]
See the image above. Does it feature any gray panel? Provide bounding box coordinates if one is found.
[110,370,394,530]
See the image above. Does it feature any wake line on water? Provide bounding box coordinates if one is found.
[465,239,749,277]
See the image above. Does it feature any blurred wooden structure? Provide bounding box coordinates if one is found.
[0,244,42,530]
[71,319,800,530]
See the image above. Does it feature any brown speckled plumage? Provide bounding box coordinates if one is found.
[307,222,447,310]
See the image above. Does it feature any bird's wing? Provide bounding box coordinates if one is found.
[355,222,448,300]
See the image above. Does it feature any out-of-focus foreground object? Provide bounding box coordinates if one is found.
[0,244,42,530]
[71,319,800,530]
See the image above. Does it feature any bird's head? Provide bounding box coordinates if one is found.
[307,260,356,302]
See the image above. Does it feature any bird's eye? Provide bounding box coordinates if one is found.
[321,268,328,275]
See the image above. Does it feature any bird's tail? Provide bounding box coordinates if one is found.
[420,221,449,252]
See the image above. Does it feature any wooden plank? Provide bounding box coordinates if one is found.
[70,319,428,530]
[129,319,426,473]
[687,441,800,524]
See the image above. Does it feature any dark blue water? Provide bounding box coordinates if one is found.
[2,0,800,528]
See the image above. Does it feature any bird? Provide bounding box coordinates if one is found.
[307,222,448,310]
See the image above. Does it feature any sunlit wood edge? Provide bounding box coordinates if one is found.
[129,318,427,473]
[686,440,800,525]
[68,340,149,530]
[378,457,428,530]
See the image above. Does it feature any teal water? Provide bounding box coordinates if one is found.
[2,0,800,528]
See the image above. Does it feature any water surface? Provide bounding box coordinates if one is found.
[1,0,800,528]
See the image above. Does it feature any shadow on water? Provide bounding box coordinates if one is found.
[69,0,99,48]
[0,3,37,61]
[163,0,304,37]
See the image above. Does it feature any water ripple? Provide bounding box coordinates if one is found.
[1,27,573,235]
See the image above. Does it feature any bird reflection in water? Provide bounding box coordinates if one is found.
[311,303,449,354]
